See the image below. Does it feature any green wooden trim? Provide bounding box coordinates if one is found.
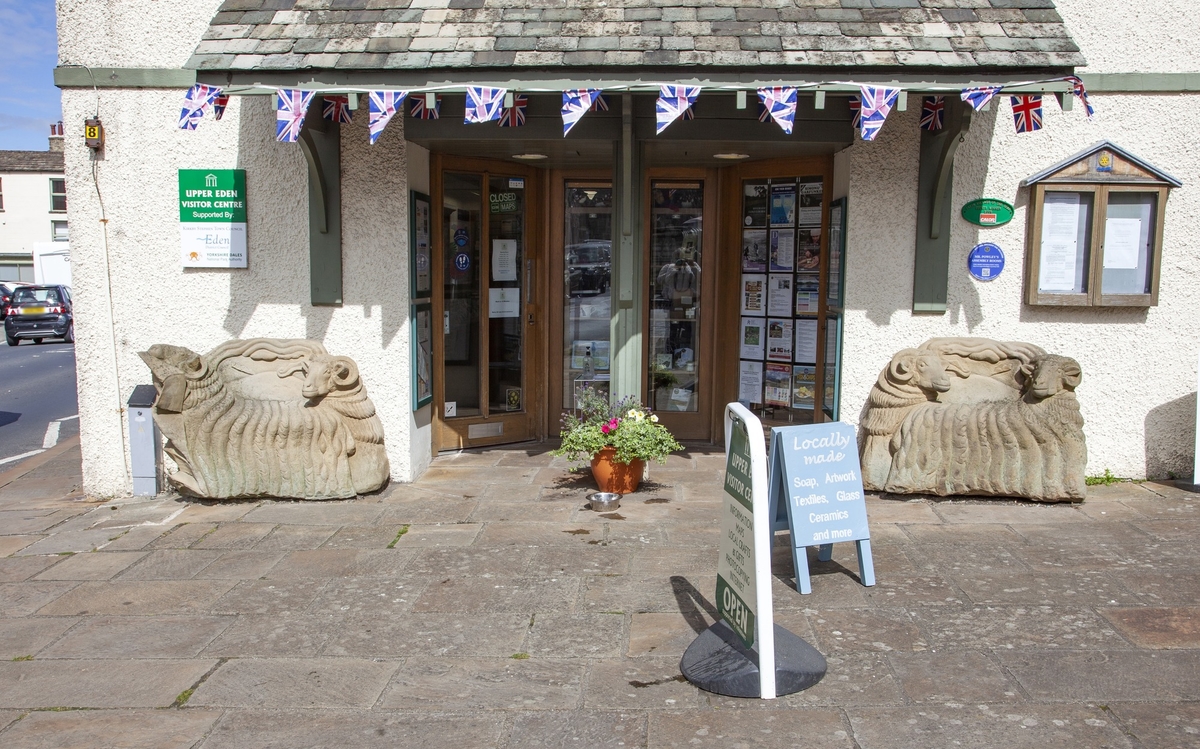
[297,99,342,306]
[54,67,196,88]
[912,97,972,315]
[610,93,644,404]
[1082,73,1200,93]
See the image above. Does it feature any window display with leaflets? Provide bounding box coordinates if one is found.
[738,177,843,424]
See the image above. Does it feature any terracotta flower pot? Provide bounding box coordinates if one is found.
[590,447,644,494]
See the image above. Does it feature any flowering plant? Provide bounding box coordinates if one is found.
[553,387,683,466]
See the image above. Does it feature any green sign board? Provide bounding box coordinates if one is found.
[179,170,247,223]
[179,169,248,268]
[717,422,758,648]
[960,198,1015,227]
[489,191,519,214]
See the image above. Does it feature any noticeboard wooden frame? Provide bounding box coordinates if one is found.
[412,302,433,411]
[410,191,433,300]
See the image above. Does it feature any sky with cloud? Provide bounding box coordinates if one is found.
[0,1,61,152]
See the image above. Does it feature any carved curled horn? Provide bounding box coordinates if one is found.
[1060,358,1083,389]
[887,349,920,383]
[329,356,358,388]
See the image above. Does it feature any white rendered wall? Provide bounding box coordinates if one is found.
[840,46,1200,479]
[406,143,434,479]
[0,172,66,257]
[58,0,421,495]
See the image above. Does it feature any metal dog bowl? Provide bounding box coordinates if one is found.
[589,492,621,511]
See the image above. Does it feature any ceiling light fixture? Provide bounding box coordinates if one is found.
[713,153,751,160]
[512,153,548,160]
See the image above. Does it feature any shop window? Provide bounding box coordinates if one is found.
[1023,142,1180,307]
[51,220,68,242]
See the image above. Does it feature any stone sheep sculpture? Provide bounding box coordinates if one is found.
[859,338,1087,503]
[139,338,389,500]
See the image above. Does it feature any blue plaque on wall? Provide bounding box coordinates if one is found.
[967,242,1005,281]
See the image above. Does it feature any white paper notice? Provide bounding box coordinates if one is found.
[1104,217,1142,269]
[794,318,818,364]
[740,274,767,316]
[740,317,765,360]
[767,318,794,362]
[739,360,763,403]
[1039,193,1081,292]
[488,287,520,318]
[492,239,518,281]
[767,274,793,316]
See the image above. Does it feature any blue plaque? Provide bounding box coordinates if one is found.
[767,422,875,594]
[967,242,1005,281]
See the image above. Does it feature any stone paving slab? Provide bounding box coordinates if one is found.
[1,444,1199,747]
[0,708,222,749]
[0,659,215,708]
[190,658,400,709]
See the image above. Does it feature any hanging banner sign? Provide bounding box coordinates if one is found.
[960,198,1015,227]
[768,422,874,594]
[179,169,247,268]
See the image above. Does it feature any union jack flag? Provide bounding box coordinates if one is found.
[410,94,440,120]
[275,89,315,142]
[590,94,609,112]
[681,105,695,121]
[849,95,861,130]
[368,91,407,145]
[179,83,221,130]
[464,86,507,124]
[322,95,353,124]
[961,85,1003,112]
[1063,75,1095,120]
[858,86,899,142]
[1010,95,1043,133]
[919,96,944,131]
[656,85,700,134]
[498,94,528,127]
[756,87,797,134]
[562,89,601,136]
[212,94,229,121]
[757,102,771,123]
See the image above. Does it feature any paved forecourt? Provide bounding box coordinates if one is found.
[0,442,1196,748]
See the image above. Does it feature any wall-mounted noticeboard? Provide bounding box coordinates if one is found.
[412,302,433,411]
[410,191,432,299]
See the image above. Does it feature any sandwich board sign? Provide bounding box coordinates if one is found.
[680,403,826,699]
[768,422,875,594]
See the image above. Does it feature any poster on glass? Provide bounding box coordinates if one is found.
[740,274,767,316]
[769,229,795,272]
[742,229,768,272]
[794,273,819,314]
[770,182,797,227]
[797,180,823,226]
[767,274,793,316]
[796,227,822,270]
[767,318,794,362]
[412,303,433,410]
[739,360,764,404]
[764,363,792,408]
[792,365,816,410]
[743,182,768,227]
[740,317,765,360]
[794,317,818,364]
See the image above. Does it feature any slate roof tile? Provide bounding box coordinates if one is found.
[0,151,64,173]
[187,0,1084,72]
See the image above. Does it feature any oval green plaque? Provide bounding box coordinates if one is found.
[961,198,1015,227]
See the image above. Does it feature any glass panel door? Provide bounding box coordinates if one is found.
[442,172,482,418]
[648,182,704,414]
[435,161,539,451]
[563,183,613,408]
